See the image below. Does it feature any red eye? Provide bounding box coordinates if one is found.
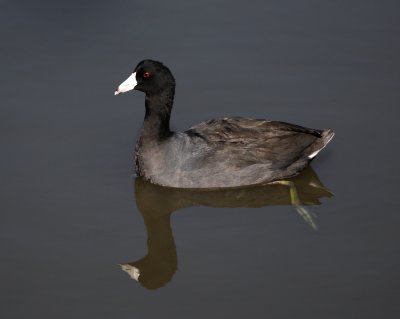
[143,72,151,78]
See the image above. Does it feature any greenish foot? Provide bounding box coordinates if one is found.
[269,180,318,230]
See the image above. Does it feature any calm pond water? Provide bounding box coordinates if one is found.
[1,1,399,318]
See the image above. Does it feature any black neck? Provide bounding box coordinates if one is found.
[142,87,175,140]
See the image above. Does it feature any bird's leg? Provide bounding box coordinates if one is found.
[269,180,318,230]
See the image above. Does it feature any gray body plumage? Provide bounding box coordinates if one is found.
[136,117,334,188]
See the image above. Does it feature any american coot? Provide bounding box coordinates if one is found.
[115,60,334,188]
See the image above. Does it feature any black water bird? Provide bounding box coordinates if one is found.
[115,60,334,188]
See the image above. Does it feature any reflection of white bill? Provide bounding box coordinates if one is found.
[120,264,140,281]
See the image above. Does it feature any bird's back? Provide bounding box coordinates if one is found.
[136,117,334,188]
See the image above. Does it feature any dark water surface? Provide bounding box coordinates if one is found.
[1,1,400,318]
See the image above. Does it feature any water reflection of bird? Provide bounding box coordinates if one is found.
[119,166,333,290]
